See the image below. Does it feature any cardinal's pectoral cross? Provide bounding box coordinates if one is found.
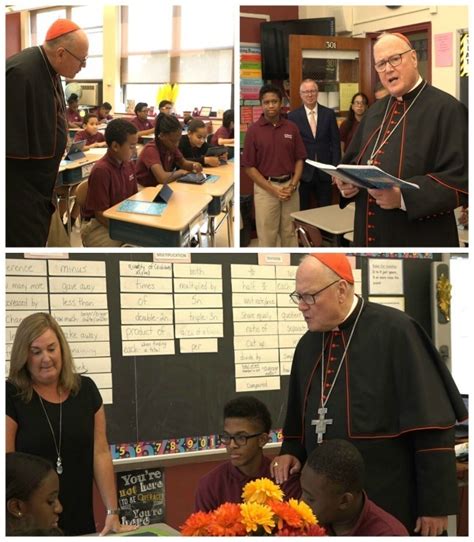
[311,407,333,444]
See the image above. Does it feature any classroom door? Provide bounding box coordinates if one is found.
[288,35,372,114]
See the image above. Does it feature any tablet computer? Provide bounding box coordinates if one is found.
[199,106,212,117]
[205,146,228,157]
[177,173,207,185]
[65,139,86,161]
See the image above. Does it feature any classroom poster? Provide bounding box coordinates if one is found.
[117,468,165,527]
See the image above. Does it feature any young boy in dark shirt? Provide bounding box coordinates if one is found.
[73,113,106,150]
[301,439,408,536]
[195,397,301,512]
[81,119,138,247]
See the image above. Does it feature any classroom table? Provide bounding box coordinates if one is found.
[55,148,107,235]
[291,203,355,246]
[171,162,234,246]
[104,187,212,247]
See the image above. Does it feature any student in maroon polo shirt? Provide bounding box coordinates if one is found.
[81,119,138,247]
[179,119,225,167]
[93,102,113,122]
[73,113,106,150]
[195,397,301,513]
[242,84,306,247]
[211,109,234,146]
[130,102,155,137]
[301,440,408,536]
[135,113,202,187]
[66,93,83,128]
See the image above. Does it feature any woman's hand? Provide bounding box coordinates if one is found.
[99,514,138,536]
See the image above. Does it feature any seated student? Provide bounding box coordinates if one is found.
[301,440,408,536]
[179,119,226,167]
[66,94,83,128]
[135,112,202,187]
[195,396,301,512]
[73,113,106,150]
[130,102,155,137]
[211,109,234,146]
[81,119,138,247]
[158,100,173,115]
[6,452,63,536]
[93,101,113,122]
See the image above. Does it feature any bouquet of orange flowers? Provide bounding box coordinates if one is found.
[180,478,326,536]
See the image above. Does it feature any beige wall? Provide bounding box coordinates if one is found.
[299,5,468,98]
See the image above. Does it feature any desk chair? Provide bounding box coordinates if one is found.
[293,219,323,247]
[75,179,89,209]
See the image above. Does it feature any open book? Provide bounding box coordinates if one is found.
[306,160,420,190]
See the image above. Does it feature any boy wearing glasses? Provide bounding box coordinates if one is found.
[194,396,301,512]
[336,32,467,248]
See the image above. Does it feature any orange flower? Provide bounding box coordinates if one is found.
[207,503,246,536]
[269,499,303,529]
[287,498,317,527]
[180,511,212,536]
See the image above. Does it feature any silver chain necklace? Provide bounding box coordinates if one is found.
[38,392,63,475]
[367,82,427,165]
[311,297,365,444]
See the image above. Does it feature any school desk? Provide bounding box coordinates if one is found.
[171,162,234,246]
[291,203,355,247]
[55,148,107,235]
[103,187,212,247]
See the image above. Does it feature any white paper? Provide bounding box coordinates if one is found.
[232,293,277,307]
[235,363,280,378]
[6,294,49,310]
[277,307,303,321]
[122,340,175,356]
[174,278,222,293]
[280,361,293,375]
[63,325,109,342]
[231,279,276,293]
[278,321,308,335]
[174,323,223,338]
[6,259,47,276]
[6,310,37,327]
[120,293,173,309]
[232,307,277,321]
[89,373,113,389]
[235,349,279,364]
[121,309,173,325]
[275,266,298,280]
[233,321,278,336]
[75,357,112,374]
[179,338,218,353]
[174,309,223,324]
[121,325,174,341]
[173,263,222,278]
[231,264,275,279]
[276,279,295,293]
[235,376,281,392]
[120,261,172,277]
[52,309,109,325]
[234,335,279,350]
[369,296,405,311]
[6,276,48,293]
[276,293,295,307]
[49,293,108,310]
[174,294,223,308]
[279,348,295,362]
[368,259,404,295]
[71,341,110,358]
[101,388,113,404]
[120,276,173,293]
[48,260,106,276]
[49,276,107,293]
[278,335,301,348]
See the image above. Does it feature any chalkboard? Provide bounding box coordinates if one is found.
[5,253,440,450]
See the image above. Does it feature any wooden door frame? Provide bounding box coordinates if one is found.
[289,34,372,110]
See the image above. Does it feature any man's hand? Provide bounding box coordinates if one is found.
[414,516,448,536]
[269,454,301,485]
[367,187,402,209]
[334,178,359,199]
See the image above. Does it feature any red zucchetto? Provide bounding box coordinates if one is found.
[45,19,80,41]
[309,253,354,284]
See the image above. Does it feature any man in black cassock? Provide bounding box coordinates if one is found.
[271,254,467,536]
[6,19,89,247]
[336,32,468,247]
